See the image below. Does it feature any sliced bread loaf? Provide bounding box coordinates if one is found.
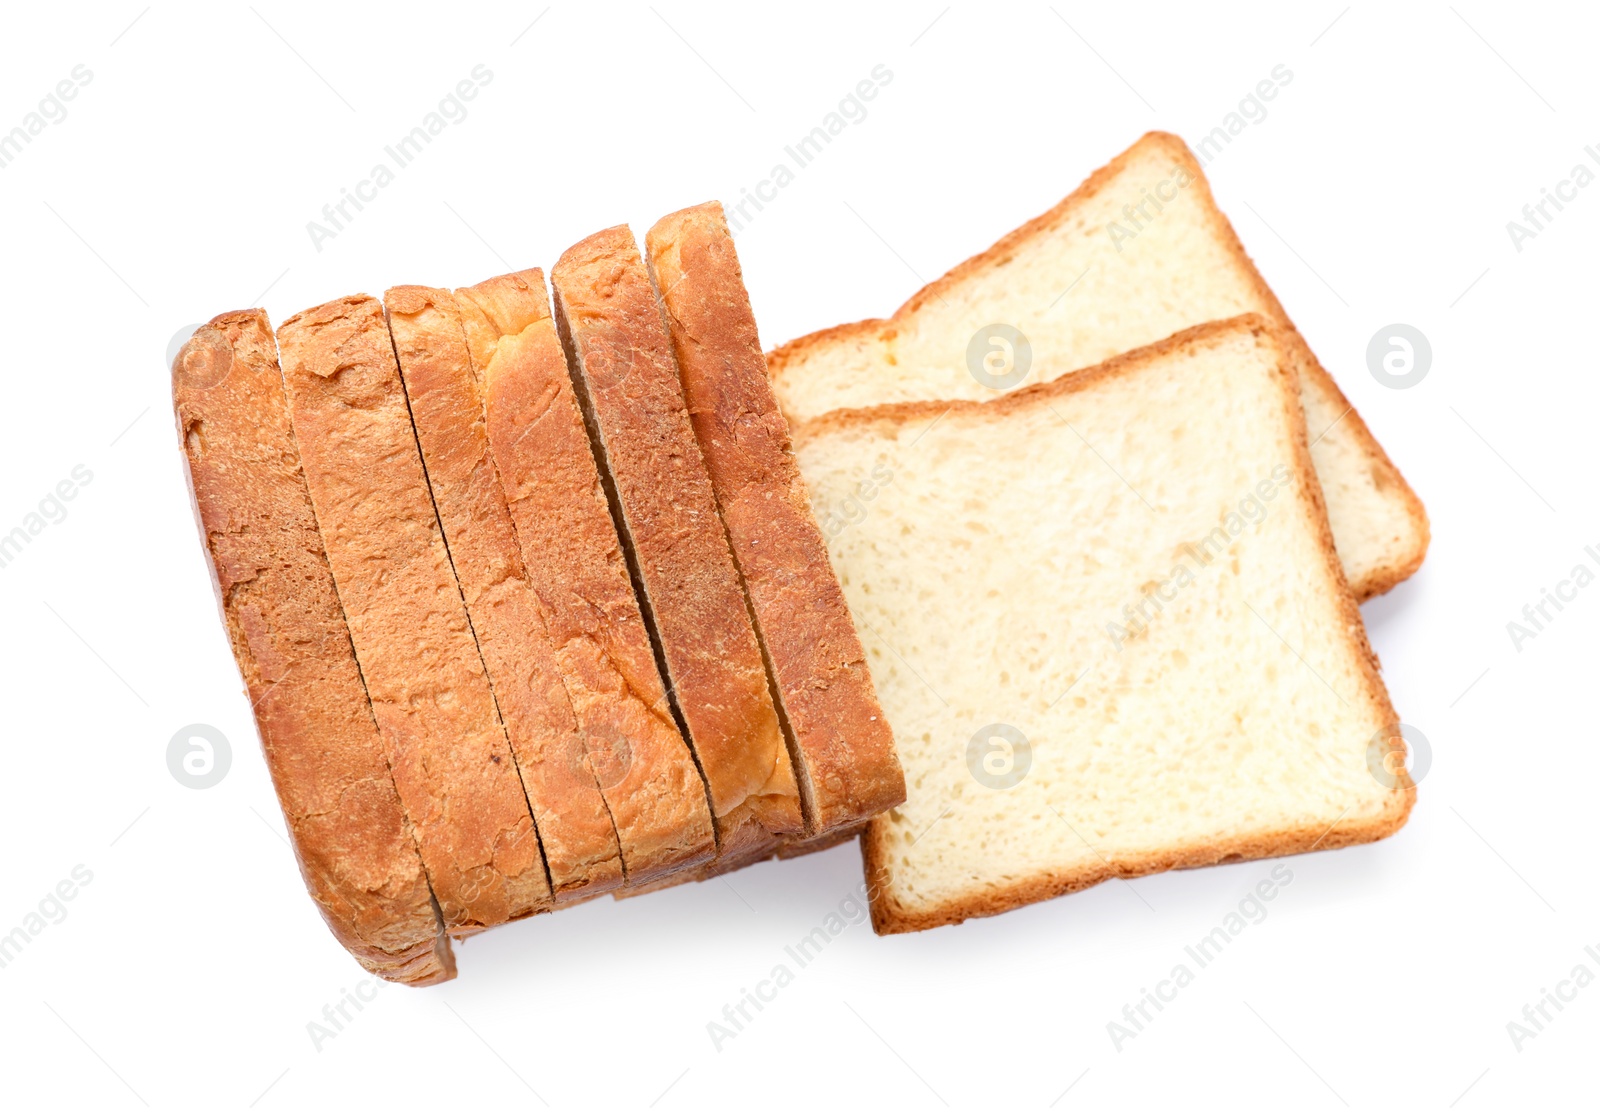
[769,131,1428,601]
[550,227,805,863]
[457,270,717,886]
[791,315,1415,933]
[173,309,454,984]
[645,202,905,835]
[385,285,624,903]
[277,295,550,933]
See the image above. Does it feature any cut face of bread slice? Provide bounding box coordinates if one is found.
[646,202,905,835]
[458,269,716,887]
[768,131,1428,601]
[791,316,1415,934]
[276,295,551,934]
[551,227,805,861]
[173,309,454,984]
[385,285,625,903]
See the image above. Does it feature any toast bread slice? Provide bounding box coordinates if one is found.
[457,269,717,887]
[173,309,454,984]
[550,227,805,863]
[385,285,625,903]
[645,202,905,834]
[276,295,551,933]
[769,131,1429,601]
[791,315,1415,933]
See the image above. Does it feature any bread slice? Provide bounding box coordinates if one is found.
[276,295,550,933]
[645,202,906,835]
[769,131,1429,602]
[790,315,1415,934]
[173,309,454,984]
[384,286,625,903]
[456,269,716,887]
[550,227,805,864]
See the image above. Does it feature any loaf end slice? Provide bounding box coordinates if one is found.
[645,202,905,834]
[768,131,1428,601]
[174,309,454,984]
[460,269,716,887]
[277,295,551,933]
[385,285,625,902]
[551,227,804,855]
[792,316,1414,934]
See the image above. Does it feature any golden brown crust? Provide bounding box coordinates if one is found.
[777,822,866,859]
[612,804,864,901]
[551,226,804,843]
[822,316,1414,934]
[864,807,1411,935]
[767,131,1429,602]
[646,202,906,833]
[173,309,454,984]
[385,285,625,902]
[611,812,784,899]
[462,269,716,887]
[276,295,551,933]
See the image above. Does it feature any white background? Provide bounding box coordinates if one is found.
[0,2,1593,1111]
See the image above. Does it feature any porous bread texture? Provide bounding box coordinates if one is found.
[385,285,625,903]
[458,269,717,887]
[173,309,454,985]
[646,202,905,837]
[791,316,1414,934]
[276,295,551,934]
[550,226,804,858]
[768,131,1428,601]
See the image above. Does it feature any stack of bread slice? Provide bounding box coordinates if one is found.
[174,207,904,983]
[176,130,1426,976]
[770,131,1424,932]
